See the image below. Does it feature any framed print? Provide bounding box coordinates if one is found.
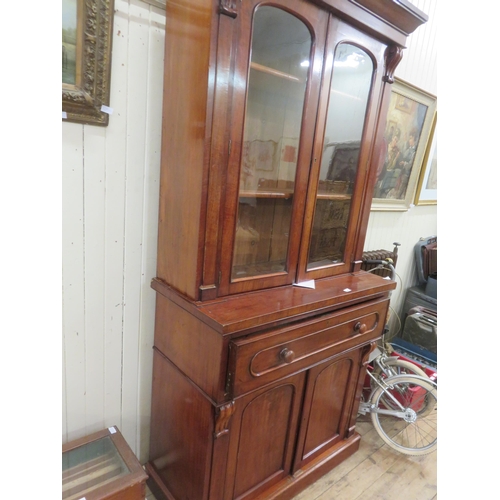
[277,137,299,184]
[414,113,437,205]
[249,140,277,172]
[62,0,114,126]
[372,79,437,211]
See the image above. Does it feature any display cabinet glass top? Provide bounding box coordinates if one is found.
[62,426,147,500]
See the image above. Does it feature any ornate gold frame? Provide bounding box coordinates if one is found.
[62,0,114,126]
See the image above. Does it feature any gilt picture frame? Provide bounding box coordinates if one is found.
[371,79,437,211]
[414,112,437,205]
[62,0,114,126]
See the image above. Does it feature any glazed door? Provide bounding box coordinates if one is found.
[216,2,391,296]
[293,348,363,472]
[297,19,388,282]
[223,372,306,500]
[218,0,328,296]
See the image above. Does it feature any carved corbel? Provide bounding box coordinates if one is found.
[383,45,403,84]
[361,341,378,368]
[214,401,235,438]
[220,0,239,18]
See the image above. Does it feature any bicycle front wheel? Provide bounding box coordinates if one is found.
[370,375,437,456]
[370,357,428,396]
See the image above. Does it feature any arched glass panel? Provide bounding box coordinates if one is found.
[307,43,374,270]
[231,6,312,280]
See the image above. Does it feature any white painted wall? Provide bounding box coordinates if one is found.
[62,0,165,463]
[365,0,437,328]
[61,0,437,464]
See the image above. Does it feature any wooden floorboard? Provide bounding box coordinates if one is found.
[146,418,437,500]
[292,419,437,500]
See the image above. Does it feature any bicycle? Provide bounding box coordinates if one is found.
[358,371,437,455]
[356,257,438,456]
[368,341,429,385]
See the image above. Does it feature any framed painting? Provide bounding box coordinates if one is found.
[62,0,114,126]
[414,112,437,205]
[371,79,437,211]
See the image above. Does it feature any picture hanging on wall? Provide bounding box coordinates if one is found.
[62,0,114,126]
[414,112,437,205]
[371,79,437,211]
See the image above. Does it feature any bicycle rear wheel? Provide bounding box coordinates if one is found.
[370,375,437,456]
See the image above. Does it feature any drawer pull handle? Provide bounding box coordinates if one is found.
[279,348,295,364]
[354,322,368,334]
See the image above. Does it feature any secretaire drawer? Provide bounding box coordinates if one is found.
[227,298,389,396]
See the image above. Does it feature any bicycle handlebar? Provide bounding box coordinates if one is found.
[362,258,396,281]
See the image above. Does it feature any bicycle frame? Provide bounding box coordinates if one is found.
[359,372,436,417]
[371,351,398,377]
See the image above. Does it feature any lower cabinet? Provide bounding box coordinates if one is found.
[223,349,365,500]
[146,282,391,500]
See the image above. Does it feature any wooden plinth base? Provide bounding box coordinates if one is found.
[146,433,361,500]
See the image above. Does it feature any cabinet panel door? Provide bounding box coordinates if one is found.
[293,349,362,471]
[223,373,306,500]
[218,0,328,296]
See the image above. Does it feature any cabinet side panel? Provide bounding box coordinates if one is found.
[154,293,226,401]
[157,0,214,299]
[149,350,213,500]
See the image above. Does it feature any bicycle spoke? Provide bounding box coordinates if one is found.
[368,375,437,455]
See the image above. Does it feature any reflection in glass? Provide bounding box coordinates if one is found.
[231,6,312,280]
[62,0,78,85]
[62,436,129,499]
[307,44,373,270]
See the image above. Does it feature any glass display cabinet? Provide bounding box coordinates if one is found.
[62,427,148,500]
[146,1,428,499]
